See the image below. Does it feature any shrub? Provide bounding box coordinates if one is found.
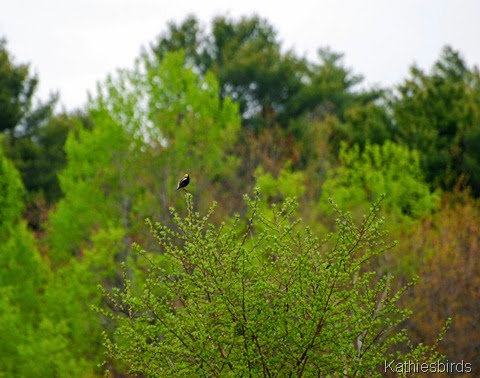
[101,191,444,377]
[320,141,439,222]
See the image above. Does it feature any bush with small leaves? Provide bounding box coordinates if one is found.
[100,190,446,377]
[320,141,439,223]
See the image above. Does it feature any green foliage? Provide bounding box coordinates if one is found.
[255,165,306,201]
[0,37,62,208]
[0,146,68,377]
[92,49,240,199]
[289,49,381,124]
[0,38,57,137]
[152,16,380,131]
[42,50,243,375]
[5,113,79,204]
[40,227,127,376]
[154,16,304,129]
[48,112,132,261]
[0,141,25,229]
[101,192,444,377]
[49,51,240,262]
[0,38,38,133]
[144,50,241,182]
[153,16,212,73]
[391,46,480,195]
[320,141,438,221]
[211,16,303,128]
[2,24,477,377]
[0,146,44,314]
[334,101,393,151]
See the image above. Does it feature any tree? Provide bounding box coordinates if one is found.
[0,38,57,136]
[332,101,393,152]
[0,38,38,134]
[101,192,445,377]
[48,50,240,260]
[47,111,133,261]
[406,192,480,369]
[0,144,44,323]
[153,16,304,129]
[320,141,438,222]
[153,16,381,133]
[0,144,86,376]
[391,46,480,195]
[39,226,125,376]
[288,49,381,125]
[0,37,67,208]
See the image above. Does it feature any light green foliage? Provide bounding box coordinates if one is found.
[0,146,92,376]
[49,51,240,261]
[44,108,140,371]
[0,143,24,229]
[154,16,304,129]
[42,50,241,374]
[0,287,92,378]
[153,17,382,131]
[101,192,444,377]
[254,166,307,233]
[1,225,127,377]
[93,49,241,206]
[143,51,241,185]
[93,49,240,176]
[48,112,132,260]
[40,226,127,376]
[0,146,67,377]
[255,165,305,200]
[0,145,43,317]
[321,141,438,221]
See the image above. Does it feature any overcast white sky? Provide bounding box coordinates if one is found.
[1,0,479,111]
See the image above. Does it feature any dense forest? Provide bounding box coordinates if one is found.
[1,15,479,377]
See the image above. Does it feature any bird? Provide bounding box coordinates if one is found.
[176,173,190,191]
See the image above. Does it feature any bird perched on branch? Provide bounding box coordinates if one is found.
[176,173,190,191]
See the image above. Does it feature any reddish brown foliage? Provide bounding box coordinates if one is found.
[407,192,480,372]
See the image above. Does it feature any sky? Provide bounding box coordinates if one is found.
[1,0,480,111]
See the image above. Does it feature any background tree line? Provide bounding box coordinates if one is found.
[0,14,479,376]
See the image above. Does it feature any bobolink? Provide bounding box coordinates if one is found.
[176,173,190,191]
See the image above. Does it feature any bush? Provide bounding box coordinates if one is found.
[101,191,444,377]
[320,141,439,222]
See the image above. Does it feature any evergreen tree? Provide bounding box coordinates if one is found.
[0,37,69,206]
[391,46,480,195]
[152,16,379,131]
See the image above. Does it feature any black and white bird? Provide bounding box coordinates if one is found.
[176,173,190,191]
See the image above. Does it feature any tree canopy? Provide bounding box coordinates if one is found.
[0,16,478,377]
[152,16,379,131]
[101,193,445,377]
[391,46,480,194]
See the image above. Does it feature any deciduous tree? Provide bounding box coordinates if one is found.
[101,192,445,377]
